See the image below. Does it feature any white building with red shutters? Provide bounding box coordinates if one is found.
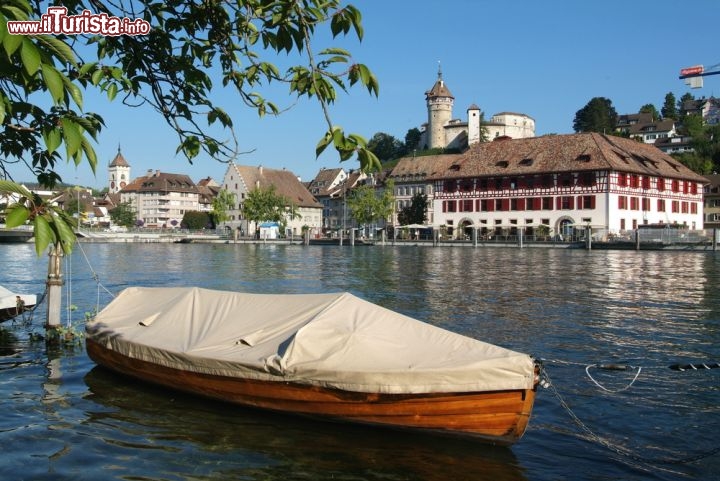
[423,133,707,239]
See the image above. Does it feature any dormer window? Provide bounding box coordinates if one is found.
[495,160,509,168]
[519,158,533,166]
[575,154,591,162]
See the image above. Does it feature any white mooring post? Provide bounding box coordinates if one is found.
[45,243,63,329]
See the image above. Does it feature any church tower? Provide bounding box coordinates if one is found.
[425,64,454,149]
[108,146,131,194]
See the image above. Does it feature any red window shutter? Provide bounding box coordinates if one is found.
[556,197,562,210]
[487,199,494,212]
[568,196,575,209]
[590,195,596,209]
[533,198,541,210]
[501,198,510,211]
[442,201,447,213]
[517,198,526,211]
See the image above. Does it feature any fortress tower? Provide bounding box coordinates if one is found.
[425,65,454,150]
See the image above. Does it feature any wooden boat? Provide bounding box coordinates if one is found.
[0,285,37,322]
[86,287,538,445]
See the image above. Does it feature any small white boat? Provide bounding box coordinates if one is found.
[0,285,37,322]
[86,286,538,444]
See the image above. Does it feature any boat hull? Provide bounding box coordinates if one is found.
[86,338,536,445]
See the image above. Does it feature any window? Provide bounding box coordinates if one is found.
[510,198,525,211]
[579,195,596,209]
[672,180,680,192]
[542,197,553,210]
[618,196,627,209]
[558,173,574,188]
[630,197,639,210]
[557,196,574,210]
[657,178,665,191]
[460,199,473,212]
[578,172,596,187]
[641,198,650,212]
[691,203,698,214]
[630,174,640,188]
[617,173,627,187]
[671,200,680,213]
[481,199,494,212]
[641,176,651,190]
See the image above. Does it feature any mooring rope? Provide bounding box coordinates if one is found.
[540,364,720,465]
[74,240,116,315]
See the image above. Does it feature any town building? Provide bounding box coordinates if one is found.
[681,97,720,125]
[615,113,677,144]
[306,168,367,233]
[704,174,720,229]
[387,154,457,226]
[120,170,200,228]
[222,164,323,237]
[426,133,707,239]
[196,176,221,214]
[419,69,535,151]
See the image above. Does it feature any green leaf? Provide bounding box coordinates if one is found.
[20,37,41,75]
[42,126,62,154]
[2,28,23,56]
[107,82,118,101]
[78,61,98,76]
[33,216,54,257]
[34,35,77,66]
[60,118,82,158]
[63,75,83,109]
[53,213,77,254]
[80,137,98,171]
[315,130,333,158]
[0,180,33,198]
[41,64,64,105]
[5,204,30,228]
[90,68,103,85]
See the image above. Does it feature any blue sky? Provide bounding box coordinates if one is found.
[10,0,720,189]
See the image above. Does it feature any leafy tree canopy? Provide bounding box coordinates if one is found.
[367,132,403,162]
[639,103,659,121]
[662,92,678,120]
[397,192,427,226]
[573,97,618,134]
[1,0,380,254]
[211,189,236,227]
[243,185,288,230]
[110,201,136,228]
[347,180,394,227]
[182,211,212,230]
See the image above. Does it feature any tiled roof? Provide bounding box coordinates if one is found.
[425,133,708,183]
[232,165,322,208]
[389,155,460,181]
[109,148,130,167]
[123,172,198,193]
[308,168,344,196]
[425,79,453,99]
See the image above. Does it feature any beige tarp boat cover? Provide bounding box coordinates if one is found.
[86,287,535,394]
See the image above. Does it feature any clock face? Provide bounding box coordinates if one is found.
[110,181,115,189]
[120,181,126,188]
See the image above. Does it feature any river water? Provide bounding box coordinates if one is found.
[1,242,718,481]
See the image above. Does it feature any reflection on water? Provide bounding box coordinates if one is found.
[82,367,527,481]
[0,243,719,480]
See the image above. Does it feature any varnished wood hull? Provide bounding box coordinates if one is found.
[86,339,536,445]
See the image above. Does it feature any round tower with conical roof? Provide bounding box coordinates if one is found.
[108,146,130,194]
[425,64,454,150]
